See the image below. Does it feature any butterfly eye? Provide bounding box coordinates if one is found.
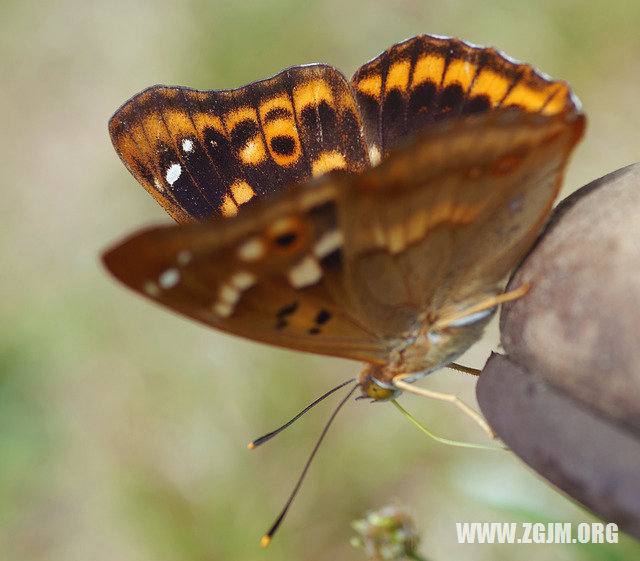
[360,375,396,401]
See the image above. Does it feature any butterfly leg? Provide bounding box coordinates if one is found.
[392,374,496,439]
[433,283,531,331]
[447,363,481,376]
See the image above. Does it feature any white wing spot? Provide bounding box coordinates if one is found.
[212,271,256,317]
[313,230,343,259]
[237,237,265,261]
[158,267,180,289]
[166,163,182,185]
[372,225,386,246]
[177,250,192,266]
[230,271,257,290]
[386,224,406,254]
[219,284,240,305]
[213,302,233,317]
[153,179,164,192]
[369,145,381,166]
[288,256,322,288]
[143,281,161,297]
[182,139,194,153]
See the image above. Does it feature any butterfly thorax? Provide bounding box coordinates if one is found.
[358,309,494,401]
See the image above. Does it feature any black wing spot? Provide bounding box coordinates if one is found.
[437,83,465,115]
[299,102,339,148]
[355,93,381,131]
[203,127,235,177]
[319,248,342,270]
[409,81,437,115]
[308,308,332,334]
[463,94,491,114]
[502,103,526,111]
[275,300,299,331]
[264,107,293,122]
[315,309,332,325]
[341,108,367,165]
[382,89,405,123]
[230,119,259,151]
[277,301,298,318]
[317,101,340,146]
[308,200,337,222]
[275,231,297,247]
[299,105,317,132]
[270,135,296,156]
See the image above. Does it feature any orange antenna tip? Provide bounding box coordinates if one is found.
[247,442,256,450]
[260,535,271,548]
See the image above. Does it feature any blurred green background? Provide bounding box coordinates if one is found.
[2,1,640,560]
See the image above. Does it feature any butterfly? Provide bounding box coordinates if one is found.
[105,32,586,454]
[103,33,584,544]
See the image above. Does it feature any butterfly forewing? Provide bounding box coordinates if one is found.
[109,65,370,223]
[351,34,577,160]
[103,177,390,364]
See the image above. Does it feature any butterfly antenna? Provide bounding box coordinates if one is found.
[248,378,355,449]
[260,380,358,547]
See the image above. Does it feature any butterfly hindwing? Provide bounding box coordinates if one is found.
[339,109,584,333]
[351,34,577,160]
[103,176,390,364]
[109,65,370,223]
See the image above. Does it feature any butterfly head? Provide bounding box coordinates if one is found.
[356,303,499,401]
[358,365,399,401]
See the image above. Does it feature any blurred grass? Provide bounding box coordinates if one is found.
[2,0,640,560]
